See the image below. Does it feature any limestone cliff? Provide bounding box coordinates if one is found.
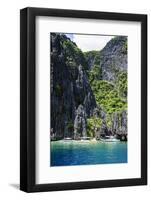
[50,34,128,140]
[51,33,96,139]
[100,36,127,82]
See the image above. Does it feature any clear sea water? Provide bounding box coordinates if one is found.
[50,141,127,167]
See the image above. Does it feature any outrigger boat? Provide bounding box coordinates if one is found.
[100,135,120,142]
[63,137,72,141]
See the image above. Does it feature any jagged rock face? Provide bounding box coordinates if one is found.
[84,51,100,70]
[112,111,127,135]
[74,105,87,139]
[51,33,97,139]
[75,65,96,116]
[100,120,108,136]
[112,113,119,132]
[121,111,127,134]
[100,36,127,82]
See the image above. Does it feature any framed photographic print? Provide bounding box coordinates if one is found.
[20,7,147,192]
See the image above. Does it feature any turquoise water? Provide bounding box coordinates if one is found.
[50,141,127,166]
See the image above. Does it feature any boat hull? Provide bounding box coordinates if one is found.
[100,138,120,142]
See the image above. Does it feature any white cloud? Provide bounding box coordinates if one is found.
[72,34,114,52]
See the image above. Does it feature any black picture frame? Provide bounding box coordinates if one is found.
[20,7,147,192]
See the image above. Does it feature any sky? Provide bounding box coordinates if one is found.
[65,33,114,52]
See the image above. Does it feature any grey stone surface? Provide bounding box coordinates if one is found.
[100,36,127,83]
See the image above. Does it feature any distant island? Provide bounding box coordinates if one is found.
[50,33,127,142]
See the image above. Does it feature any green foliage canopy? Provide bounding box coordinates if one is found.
[87,117,102,137]
[61,39,88,70]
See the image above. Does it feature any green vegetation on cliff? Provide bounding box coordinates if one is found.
[116,71,127,98]
[85,37,127,115]
[91,78,127,114]
[85,37,127,134]
[88,65,102,83]
[61,37,88,70]
[84,50,101,66]
[87,117,102,137]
